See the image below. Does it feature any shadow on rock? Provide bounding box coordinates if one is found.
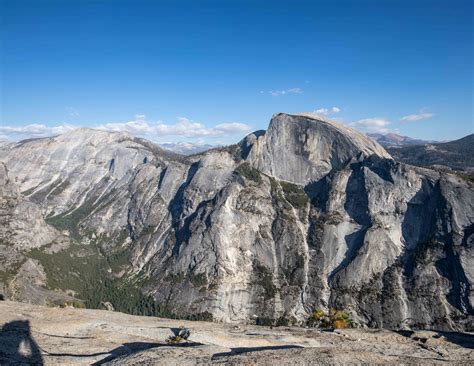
[437,331,474,349]
[211,345,303,360]
[396,330,474,349]
[0,320,44,365]
[92,340,204,365]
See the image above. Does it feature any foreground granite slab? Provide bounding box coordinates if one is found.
[0,301,473,365]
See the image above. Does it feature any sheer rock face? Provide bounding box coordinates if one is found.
[0,113,473,331]
[0,163,74,303]
[247,113,391,185]
[0,163,59,250]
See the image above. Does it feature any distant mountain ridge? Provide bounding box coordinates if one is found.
[367,132,436,147]
[159,142,215,155]
[387,134,474,173]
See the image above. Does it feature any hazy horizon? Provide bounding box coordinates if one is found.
[0,112,469,146]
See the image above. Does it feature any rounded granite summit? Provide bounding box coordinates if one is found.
[246,112,391,185]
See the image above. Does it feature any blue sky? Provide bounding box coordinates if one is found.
[1,0,472,144]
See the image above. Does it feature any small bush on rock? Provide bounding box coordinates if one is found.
[236,163,262,183]
[308,308,352,329]
[256,317,275,326]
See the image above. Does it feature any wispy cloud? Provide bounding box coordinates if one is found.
[351,117,391,134]
[0,124,77,138]
[266,87,303,97]
[0,116,253,141]
[314,106,341,115]
[66,107,80,117]
[213,122,251,134]
[400,108,434,123]
[97,117,251,137]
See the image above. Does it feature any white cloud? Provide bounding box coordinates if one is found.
[314,106,341,115]
[98,119,154,134]
[0,123,77,137]
[213,122,251,134]
[268,87,303,96]
[351,118,391,134]
[0,116,252,142]
[315,108,329,114]
[98,117,252,138]
[400,109,435,122]
[66,107,80,117]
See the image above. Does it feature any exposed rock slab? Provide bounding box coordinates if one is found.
[0,301,473,365]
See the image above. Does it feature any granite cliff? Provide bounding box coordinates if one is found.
[0,113,472,331]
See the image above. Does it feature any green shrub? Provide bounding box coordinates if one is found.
[45,189,117,239]
[190,272,208,287]
[275,316,290,327]
[166,335,183,344]
[185,311,213,321]
[26,242,215,322]
[236,163,262,183]
[279,181,308,209]
[268,178,309,222]
[312,308,325,320]
[324,212,344,225]
[329,309,350,329]
[61,300,86,309]
[49,179,71,197]
[256,317,274,326]
[165,272,185,284]
[252,260,277,299]
[308,308,352,329]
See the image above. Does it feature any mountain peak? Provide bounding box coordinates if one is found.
[367,132,437,147]
[56,127,134,143]
[247,112,390,184]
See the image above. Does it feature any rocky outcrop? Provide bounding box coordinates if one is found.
[0,163,74,303]
[0,113,472,331]
[0,163,59,250]
[305,157,473,329]
[247,113,391,184]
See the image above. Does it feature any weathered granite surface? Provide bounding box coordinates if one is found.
[1,301,473,365]
[0,113,472,330]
